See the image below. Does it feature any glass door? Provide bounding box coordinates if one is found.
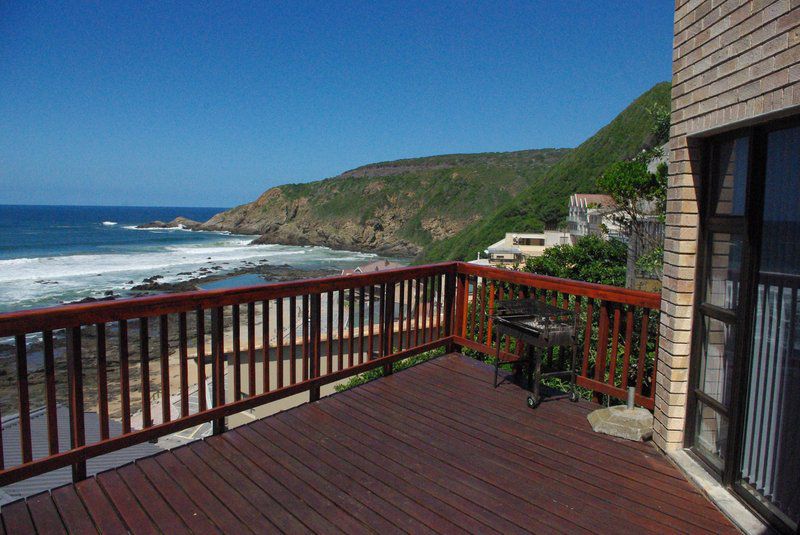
[737,125,800,531]
[688,135,750,472]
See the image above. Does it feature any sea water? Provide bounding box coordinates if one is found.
[0,205,378,313]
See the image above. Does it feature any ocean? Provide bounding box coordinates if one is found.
[0,205,379,313]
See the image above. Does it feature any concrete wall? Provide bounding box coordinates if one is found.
[656,0,800,452]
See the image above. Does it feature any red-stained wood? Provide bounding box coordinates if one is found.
[368,285,375,360]
[478,281,487,346]
[636,312,651,392]
[454,274,467,338]
[456,263,661,309]
[582,300,594,377]
[195,309,207,412]
[436,275,443,338]
[248,302,256,396]
[358,287,365,364]
[211,307,225,434]
[118,320,131,434]
[179,312,189,418]
[15,335,32,463]
[621,308,634,389]
[337,289,345,371]
[398,280,405,350]
[428,277,436,342]
[139,318,151,429]
[96,323,110,440]
[420,277,429,345]
[159,315,171,424]
[594,303,610,386]
[310,293,321,402]
[378,284,385,358]
[486,281,495,347]
[65,326,85,482]
[289,295,297,385]
[348,289,355,368]
[405,278,413,348]
[326,291,333,374]
[43,330,58,455]
[276,297,284,389]
[232,304,241,401]
[414,278,422,346]
[608,306,622,389]
[262,300,270,393]
[302,294,309,381]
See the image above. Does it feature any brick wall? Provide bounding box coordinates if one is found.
[655,0,800,451]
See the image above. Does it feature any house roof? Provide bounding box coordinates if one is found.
[341,259,404,276]
[0,407,162,504]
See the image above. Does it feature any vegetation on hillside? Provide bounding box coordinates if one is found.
[420,82,671,262]
[524,235,628,286]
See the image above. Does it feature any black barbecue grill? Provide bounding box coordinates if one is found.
[492,298,579,408]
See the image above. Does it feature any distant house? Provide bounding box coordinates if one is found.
[567,193,622,240]
[341,259,404,276]
[486,230,570,267]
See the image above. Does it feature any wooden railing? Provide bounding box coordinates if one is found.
[0,262,660,487]
[454,264,661,409]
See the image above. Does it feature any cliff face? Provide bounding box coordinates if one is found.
[199,148,570,257]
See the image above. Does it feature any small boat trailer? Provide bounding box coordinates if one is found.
[491,298,579,408]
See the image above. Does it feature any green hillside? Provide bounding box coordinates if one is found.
[420,81,671,262]
[200,148,569,257]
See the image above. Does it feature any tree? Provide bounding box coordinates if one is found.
[524,235,628,287]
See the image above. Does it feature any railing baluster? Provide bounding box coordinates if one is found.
[486,281,495,347]
[232,304,241,401]
[302,294,309,381]
[139,318,151,428]
[118,320,131,433]
[15,335,32,464]
[384,282,395,375]
[348,289,355,368]
[436,275,443,338]
[405,279,413,347]
[635,311,652,394]
[608,306,621,388]
[179,312,189,418]
[478,281,487,346]
[289,295,297,385]
[621,308,634,389]
[582,299,593,377]
[327,291,334,375]
[428,276,436,341]
[211,307,225,434]
[310,293,321,402]
[248,302,256,397]
[43,330,58,454]
[159,315,171,424]
[196,309,207,412]
[595,303,610,399]
[378,284,385,358]
[276,298,284,389]
[358,287,365,363]
[368,285,375,359]
[415,278,422,346]
[65,326,86,482]
[338,289,345,371]
[398,280,405,350]
[96,323,109,439]
[262,300,270,393]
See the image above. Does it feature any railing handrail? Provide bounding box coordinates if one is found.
[0,262,458,337]
[456,263,661,309]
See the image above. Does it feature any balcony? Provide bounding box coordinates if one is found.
[0,263,737,532]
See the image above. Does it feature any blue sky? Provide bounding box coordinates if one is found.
[0,1,674,208]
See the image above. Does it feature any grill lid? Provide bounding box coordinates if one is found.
[492,298,573,319]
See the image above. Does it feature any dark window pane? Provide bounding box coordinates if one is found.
[711,137,748,216]
[694,400,728,471]
[704,232,742,310]
[698,315,735,406]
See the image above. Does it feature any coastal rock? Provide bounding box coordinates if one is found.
[136,217,202,230]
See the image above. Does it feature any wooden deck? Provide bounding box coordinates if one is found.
[0,353,737,534]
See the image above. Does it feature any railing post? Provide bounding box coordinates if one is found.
[65,327,86,482]
[383,282,395,375]
[211,307,226,434]
[310,293,321,402]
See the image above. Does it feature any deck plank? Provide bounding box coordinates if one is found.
[3,353,738,534]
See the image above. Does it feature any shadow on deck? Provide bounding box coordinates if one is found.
[0,353,737,534]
